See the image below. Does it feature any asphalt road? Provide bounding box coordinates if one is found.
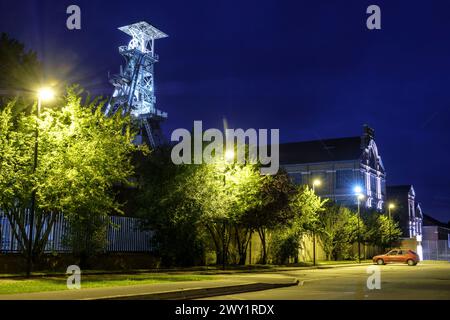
[201,262,450,300]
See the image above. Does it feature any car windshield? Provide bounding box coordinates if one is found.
[387,250,398,255]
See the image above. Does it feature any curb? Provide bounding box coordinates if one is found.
[316,262,373,269]
[0,262,374,279]
[93,279,300,300]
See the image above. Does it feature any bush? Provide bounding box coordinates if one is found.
[269,229,299,264]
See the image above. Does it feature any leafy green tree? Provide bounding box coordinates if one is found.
[318,203,360,260]
[0,33,42,113]
[136,143,288,266]
[193,159,266,266]
[0,87,139,266]
[242,171,295,264]
[365,212,402,250]
[134,149,208,266]
[0,103,35,253]
[286,185,327,263]
[269,226,299,264]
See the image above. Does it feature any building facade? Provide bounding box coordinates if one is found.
[423,214,450,242]
[421,214,449,261]
[386,185,423,239]
[279,125,386,210]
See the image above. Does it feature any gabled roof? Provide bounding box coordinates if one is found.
[278,136,362,165]
[423,214,449,228]
[387,185,413,192]
[387,185,415,198]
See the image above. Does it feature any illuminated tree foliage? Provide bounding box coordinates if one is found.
[134,150,208,266]
[318,203,360,261]
[242,171,296,264]
[136,152,269,266]
[0,33,42,113]
[269,185,326,264]
[0,87,139,263]
[365,212,402,250]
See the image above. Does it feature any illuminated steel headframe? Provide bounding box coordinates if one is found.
[105,21,168,148]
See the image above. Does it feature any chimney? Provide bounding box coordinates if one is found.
[361,124,375,149]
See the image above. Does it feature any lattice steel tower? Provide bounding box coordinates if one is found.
[105,21,168,148]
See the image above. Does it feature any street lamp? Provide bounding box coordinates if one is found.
[388,203,395,249]
[225,149,235,162]
[312,178,321,193]
[311,178,321,266]
[353,185,362,195]
[388,203,395,218]
[221,149,234,270]
[27,87,55,277]
[354,186,364,264]
[38,87,55,102]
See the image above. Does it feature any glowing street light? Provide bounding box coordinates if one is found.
[37,87,55,102]
[221,148,235,271]
[354,186,364,264]
[388,203,395,214]
[312,179,321,193]
[387,203,396,249]
[311,178,322,266]
[225,149,235,161]
[27,87,56,277]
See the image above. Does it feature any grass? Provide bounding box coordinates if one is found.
[0,260,377,295]
[0,273,215,295]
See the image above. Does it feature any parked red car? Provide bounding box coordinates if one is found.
[373,249,420,266]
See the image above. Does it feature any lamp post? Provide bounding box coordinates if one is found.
[388,203,395,249]
[311,179,321,266]
[26,87,54,277]
[221,148,234,270]
[354,186,364,264]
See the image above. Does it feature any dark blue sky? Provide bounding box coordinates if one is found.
[1,0,449,222]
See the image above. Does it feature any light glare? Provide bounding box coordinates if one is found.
[354,186,362,194]
[225,149,234,161]
[38,88,55,101]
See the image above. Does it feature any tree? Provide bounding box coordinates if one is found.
[193,158,266,266]
[288,185,327,262]
[365,212,402,250]
[318,203,360,260]
[242,170,295,264]
[0,103,35,254]
[0,87,139,266]
[134,149,208,267]
[0,33,42,113]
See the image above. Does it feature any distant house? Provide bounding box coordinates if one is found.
[421,214,450,260]
[279,125,386,210]
[386,185,423,239]
[423,214,450,242]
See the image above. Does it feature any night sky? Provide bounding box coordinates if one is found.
[1,0,449,222]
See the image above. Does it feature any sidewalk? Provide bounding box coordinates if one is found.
[0,262,376,300]
[0,261,374,279]
[0,274,299,300]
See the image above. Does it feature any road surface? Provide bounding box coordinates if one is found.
[201,262,450,300]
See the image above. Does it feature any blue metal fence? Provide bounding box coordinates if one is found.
[0,212,154,253]
[422,240,450,261]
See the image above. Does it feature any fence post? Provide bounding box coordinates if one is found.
[446,240,448,261]
[436,240,438,260]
